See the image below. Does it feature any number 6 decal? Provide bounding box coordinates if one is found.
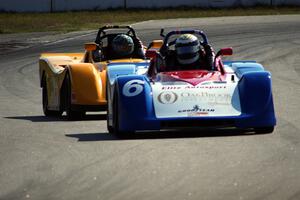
[123,80,144,97]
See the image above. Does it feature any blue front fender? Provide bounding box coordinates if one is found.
[237,71,276,128]
[115,75,160,131]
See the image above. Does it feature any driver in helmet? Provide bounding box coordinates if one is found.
[111,34,145,59]
[174,34,214,70]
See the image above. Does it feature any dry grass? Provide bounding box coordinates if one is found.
[0,6,299,34]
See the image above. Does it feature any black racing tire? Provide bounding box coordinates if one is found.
[255,126,274,134]
[64,73,85,120]
[106,90,114,133]
[111,87,134,138]
[42,79,63,117]
[112,89,120,134]
[107,120,114,133]
[106,79,114,133]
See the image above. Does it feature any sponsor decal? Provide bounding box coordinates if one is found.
[178,105,215,116]
[158,91,178,104]
[123,79,144,97]
[185,85,226,89]
[161,86,182,90]
[213,81,227,84]
[161,85,226,90]
[180,92,231,105]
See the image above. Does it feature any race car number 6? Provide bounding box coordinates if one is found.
[122,80,144,97]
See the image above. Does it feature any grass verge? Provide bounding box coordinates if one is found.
[0,6,299,34]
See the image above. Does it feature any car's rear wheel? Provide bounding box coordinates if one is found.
[64,73,85,120]
[42,79,62,117]
[255,126,274,134]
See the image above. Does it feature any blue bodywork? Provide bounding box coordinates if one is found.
[107,62,149,85]
[109,61,276,132]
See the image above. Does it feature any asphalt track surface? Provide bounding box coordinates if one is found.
[0,15,300,200]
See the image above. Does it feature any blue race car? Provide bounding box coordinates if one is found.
[106,29,276,134]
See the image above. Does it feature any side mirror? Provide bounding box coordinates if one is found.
[145,49,157,59]
[84,42,97,51]
[217,47,233,56]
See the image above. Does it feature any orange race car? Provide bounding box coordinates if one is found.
[39,25,152,120]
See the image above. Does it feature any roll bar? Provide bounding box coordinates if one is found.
[161,29,208,44]
[159,29,209,55]
[95,25,136,44]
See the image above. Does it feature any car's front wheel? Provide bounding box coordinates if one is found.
[42,79,62,117]
[111,86,134,138]
[112,89,120,134]
[63,73,85,120]
[106,80,114,133]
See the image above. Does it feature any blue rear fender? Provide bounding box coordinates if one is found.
[114,75,159,131]
[237,71,276,128]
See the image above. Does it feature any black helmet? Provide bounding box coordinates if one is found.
[112,34,134,57]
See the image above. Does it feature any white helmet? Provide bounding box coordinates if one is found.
[175,34,200,65]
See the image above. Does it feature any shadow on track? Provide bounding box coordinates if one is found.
[66,128,260,142]
[5,114,107,122]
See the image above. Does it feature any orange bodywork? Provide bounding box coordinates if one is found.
[39,50,144,111]
[68,63,107,105]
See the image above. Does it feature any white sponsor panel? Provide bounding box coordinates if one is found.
[152,81,241,118]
